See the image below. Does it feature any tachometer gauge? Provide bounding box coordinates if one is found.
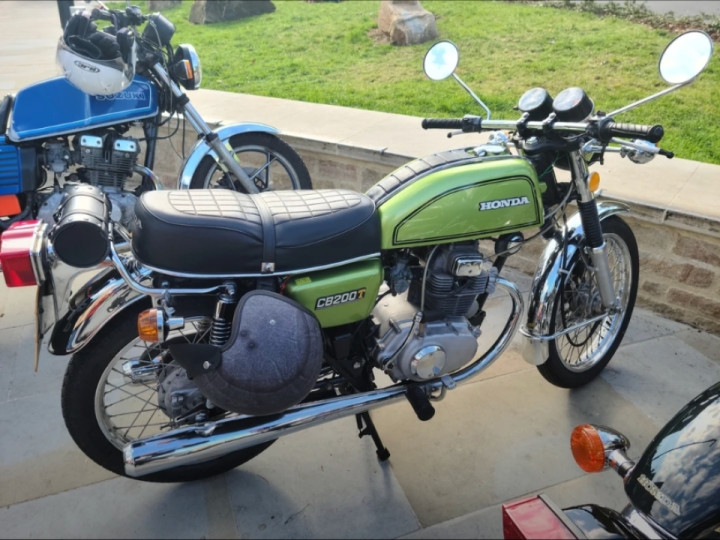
[553,87,594,121]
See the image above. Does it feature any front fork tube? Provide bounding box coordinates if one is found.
[152,64,258,193]
[569,152,617,310]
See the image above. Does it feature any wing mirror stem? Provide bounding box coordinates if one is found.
[608,30,713,118]
[606,81,691,117]
[424,40,492,120]
[452,73,492,120]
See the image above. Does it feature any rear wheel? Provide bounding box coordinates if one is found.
[189,132,311,191]
[538,215,639,388]
[61,306,275,482]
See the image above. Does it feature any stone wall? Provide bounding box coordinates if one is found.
[147,127,720,335]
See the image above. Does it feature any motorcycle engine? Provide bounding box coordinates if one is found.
[372,243,497,382]
[37,131,141,229]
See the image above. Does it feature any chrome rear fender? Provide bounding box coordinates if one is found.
[177,123,279,189]
[47,262,148,355]
[519,201,629,365]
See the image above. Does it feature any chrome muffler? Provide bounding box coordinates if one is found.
[124,385,408,477]
[123,279,523,477]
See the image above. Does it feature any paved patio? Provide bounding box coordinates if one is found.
[1,2,720,538]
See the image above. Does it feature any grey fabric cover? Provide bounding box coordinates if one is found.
[191,290,324,416]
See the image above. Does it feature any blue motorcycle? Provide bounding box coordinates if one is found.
[0,4,311,232]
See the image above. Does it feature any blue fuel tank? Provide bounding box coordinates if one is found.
[8,75,159,142]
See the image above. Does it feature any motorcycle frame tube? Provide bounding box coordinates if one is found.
[124,278,523,477]
[151,63,271,193]
[176,123,280,190]
[518,201,630,366]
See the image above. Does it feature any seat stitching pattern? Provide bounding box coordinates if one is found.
[260,190,366,225]
[163,189,370,226]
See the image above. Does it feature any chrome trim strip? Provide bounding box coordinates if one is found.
[136,252,383,280]
[123,279,524,477]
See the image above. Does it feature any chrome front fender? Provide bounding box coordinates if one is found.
[177,123,279,189]
[518,201,630,366]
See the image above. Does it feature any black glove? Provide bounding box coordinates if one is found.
[64,12,120,60]
[63,13,97,41]
[66,35,102,59]
[88,31,120,59]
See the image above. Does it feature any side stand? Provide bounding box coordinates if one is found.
[356,411,390,461]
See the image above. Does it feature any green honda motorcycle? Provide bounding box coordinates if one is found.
[0,31,712,482]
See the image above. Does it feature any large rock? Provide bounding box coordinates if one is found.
[147,0,181,11]
[189,0,275,24]
[377,0,437,46]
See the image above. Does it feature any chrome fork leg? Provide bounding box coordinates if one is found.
[589,243,617,309]
[569,152,617,309]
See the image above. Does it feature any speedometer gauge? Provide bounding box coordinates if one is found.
[517,87,554,120]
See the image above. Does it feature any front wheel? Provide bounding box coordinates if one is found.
[61,306,275,482]
[189,132,312,191]
[538,215,639,388]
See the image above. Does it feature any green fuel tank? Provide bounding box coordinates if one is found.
[366,148,544,249]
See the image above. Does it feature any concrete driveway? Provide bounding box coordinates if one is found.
[2,268,720,538]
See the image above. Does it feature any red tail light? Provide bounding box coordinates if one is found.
[0,220,45,287]
[502,495,577,539]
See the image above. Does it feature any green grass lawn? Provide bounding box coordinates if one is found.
[121,0,719,164]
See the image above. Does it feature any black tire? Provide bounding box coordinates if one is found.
[189,132,312,191]
[537,215,639,388]
[61,305,275,482]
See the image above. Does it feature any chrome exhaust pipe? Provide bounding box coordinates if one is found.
[124,385,409,477]
[123,279,522,477]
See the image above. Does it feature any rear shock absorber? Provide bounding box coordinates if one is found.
[210,284,237,346]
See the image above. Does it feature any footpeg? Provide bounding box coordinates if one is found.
[406,386,435,421]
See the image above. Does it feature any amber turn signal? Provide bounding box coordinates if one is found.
[570,424,606,473]
[137,309,162,342]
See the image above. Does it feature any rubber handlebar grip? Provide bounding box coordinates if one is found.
[606,122,664,143]
[421,118,465,130]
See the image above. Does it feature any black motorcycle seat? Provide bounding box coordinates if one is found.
[131,188,381,275]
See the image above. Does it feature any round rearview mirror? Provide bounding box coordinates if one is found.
[423,41,459,81]
[659,30,714,85]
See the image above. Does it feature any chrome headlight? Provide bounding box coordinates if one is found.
[172,43,202,90]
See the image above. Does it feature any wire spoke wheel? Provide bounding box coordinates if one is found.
[61,307,275,482]
[538,215,639,388]
[94,318,210,450]
[189,132,311,192]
